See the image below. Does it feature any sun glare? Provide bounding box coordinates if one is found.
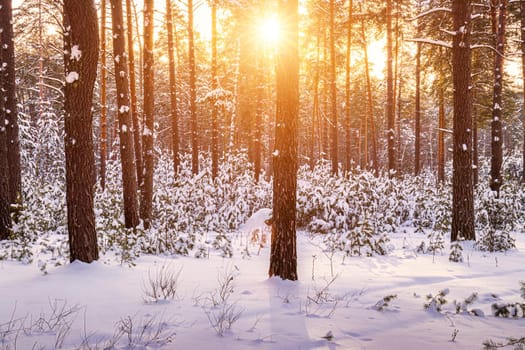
[259,16,281,45]
[367,39,386,79]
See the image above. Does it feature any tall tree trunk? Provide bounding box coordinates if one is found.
[490,0,507,194]
[166,0,180,176]
[451,0,475,242]
[0,59,10,240]
[100,0,107,190]
[269,0,299,281]
[140,0,154,228]
[188,0,198,174]
[126,0,143,187]
[311,24,321,169]
[386,0,395,175]
[210,0,219,179]
[63,0,99,262]
[361,18,378,174]
[254,45,263,183]
[437,82,445,184]
[329,0,338,176]
[110,0,140,228]
[344,0,353,173]
[414,40,421,175]
[0,0,21,205]
[521,0,525,183]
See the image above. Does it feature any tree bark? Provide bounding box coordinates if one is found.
[437,82,445,184]
[126,0,143,187]
[188,0,199,174]
[0,0,21,205]
[490,0,507,194]
[110,0,140,228]
[386,0,395,175]
[451,0,475,242]
[0,57,10,240]
[166,0,180,176]
[521,0,525,183]
[100,0,108,190]
[415,37,421,175]
[344,0,353,173]
[210,0,218,179]
[329,0,338,176]
[269,0,299,281]
[63,0,100,262]
[140,0,155,229]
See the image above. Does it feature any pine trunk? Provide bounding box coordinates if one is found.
[110,0,140,228]
[490,0,507,194]
[269,0,299,281]
[344,0,353,173]
[211,0,219,179]
[0,0,21,205]
[451,0,475,242]
[63,0,99,262]
[329,0,338,176]
[386,0,395,174]
[188,0,198,174]
[140,0,155,228]
[99,0,107,190]
[437,83,445,184]
[126,0,143,187]
[166,0,180,176]
[0,66,10,240]
[521,0,525,183]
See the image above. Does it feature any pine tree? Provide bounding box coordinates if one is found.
[63,0,100,263]
[451,0,475,242]
[110,0,140,228]
[269,0,299,281]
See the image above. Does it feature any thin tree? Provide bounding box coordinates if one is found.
[437,80,445,184]
[521,0,525,183]
[100,0,108,189]
[210,0,218,179]
[344,0,353,173]
[126,0,143,186]
[140,0,154,228]
[414,1,422,176]
[329,0,338,175]
[386,0,395,175]
[0,60,10,240]
[0,0,21,205]
[269,0,299,281]
[166,0,180,176]
[489,0,507,194]
[63,0,100,262]
[110,0,140,228]
[188,0,199,174]
[451,0,475,241]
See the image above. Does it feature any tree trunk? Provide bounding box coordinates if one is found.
[166,0,180,176]
[490,0,507,194]
[0,0,21,205]
[451,0,475,242]
[99,0,107,190]
[0,61,10,240]
[110,0,140,228]
[329,0,338,176]
[126,0,143,187]
[210,0,219,179]
[188,0,198,174]
[415,42,421,176]
[269,0,299,281]
[437,82,445,184]
[344,0,353,173]
[140,0,155,229]
[63,0,100,263]
[386,0,395,175]
[521,0,525,183]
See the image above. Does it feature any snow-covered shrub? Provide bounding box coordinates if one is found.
[454,292,484,316]
[449,241,463,263]
[492,303,525,318]
[372,294,398,312]
[424,288,449,313]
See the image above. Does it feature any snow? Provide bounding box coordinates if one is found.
[1,229,524,349]
[70,45,81,61]
[65,71,79,84]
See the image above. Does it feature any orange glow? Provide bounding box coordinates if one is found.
[258,16,281,46]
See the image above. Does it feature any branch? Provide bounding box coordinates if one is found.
[410,7,451,21]
[406,38,452,49]
[471,44,506,58]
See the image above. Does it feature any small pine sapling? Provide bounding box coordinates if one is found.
[449,241,463,263]
[424,288,449,313]
[372,294,398,312]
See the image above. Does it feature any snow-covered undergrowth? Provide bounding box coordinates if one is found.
[1,150,525,349]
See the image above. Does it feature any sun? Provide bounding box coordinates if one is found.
[258,16,281,45]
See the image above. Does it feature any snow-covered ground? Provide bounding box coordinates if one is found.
[1,226,524,350]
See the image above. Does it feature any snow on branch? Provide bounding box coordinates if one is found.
[406,38,452,49]
[410,7,451,21]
